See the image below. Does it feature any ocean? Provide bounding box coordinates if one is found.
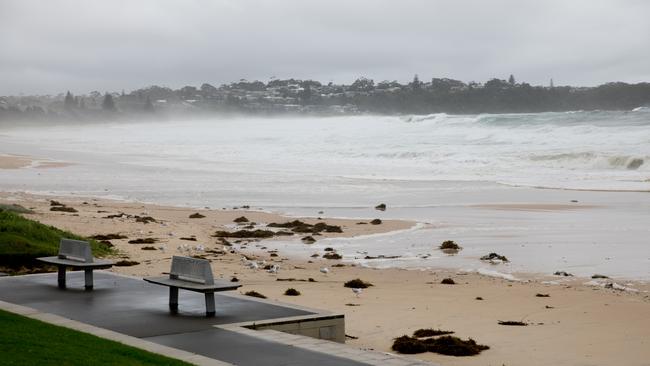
[1,110,649,279]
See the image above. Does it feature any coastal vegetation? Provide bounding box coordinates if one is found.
[3,77,649,123]
[0,210,113,273]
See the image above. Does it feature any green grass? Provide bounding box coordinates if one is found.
[0,309,192,366]
[0,210,114,268]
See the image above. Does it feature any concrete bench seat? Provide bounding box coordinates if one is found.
[144,256,241,317]
[37,238,113,290]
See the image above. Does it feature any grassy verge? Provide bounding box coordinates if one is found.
[0,210,114,272]
[0,309,191,366]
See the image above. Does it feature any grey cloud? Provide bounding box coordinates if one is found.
[1,0,649,95]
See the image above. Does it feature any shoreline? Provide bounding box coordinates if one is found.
[2,191,649,366]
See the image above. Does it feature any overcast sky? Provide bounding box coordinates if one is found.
[1,0,649,95]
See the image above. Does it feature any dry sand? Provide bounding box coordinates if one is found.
[2,191,649,366]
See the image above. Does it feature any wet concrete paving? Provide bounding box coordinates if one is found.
[0,271,369,366]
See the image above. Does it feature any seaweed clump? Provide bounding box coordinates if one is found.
[440,278,456,285]
[480,252,509,262]
[392,334,489,356]
[413,328,454,338]
[233,216,249,223]
[391,336,428,354]
[244,290,267,299]
[189,212,205,219]
[284,288,301,296]
[439,240,461,251]
[344,279,373,288]
[323,252,342,260]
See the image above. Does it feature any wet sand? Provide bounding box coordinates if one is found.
[1,191,649,366]
[0,154,72,169]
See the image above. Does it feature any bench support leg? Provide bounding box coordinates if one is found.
[84,269,93,291]
[57,266,66,289]
[205,292,215,317]
[169,287,179,314]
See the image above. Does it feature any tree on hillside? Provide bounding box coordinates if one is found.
[509,74,516,85]
[102,93,116,111]
[64,91,75,110]
[144,96,154,112]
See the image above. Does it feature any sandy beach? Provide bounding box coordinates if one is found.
[0,154,71,169]
[1,191,649,366]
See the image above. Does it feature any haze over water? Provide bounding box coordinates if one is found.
[2,110,649,279]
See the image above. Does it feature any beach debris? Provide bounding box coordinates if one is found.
[392,334,489,356]
[284,288,301,296]
[475,296,484,300]
[592,274,609,279]
[50,200,63,206]
[344,279,373,288]
[440,278,456,285]
[114,260,140,267]
[213,229,276,238]
[480,252,509,262]
[310,253,319,258]
[498,320,528,326]
[375,203,387,211]
[231,277,239,282]
[244,290,267,299]
[332,263,346,267]
[90,234,128,240]
[363,254,401,260]
[324,247,334,251]
[323,252,342,260]
[50,205,78,213]
[320,267,330,275]
[356,222,368,225]
[269,253,278,257]
[545,305,554,309]
[180,237,197,241]
[570,200,579,203]
[267,264,280,274]
[345,303,361,306]
[535,293,550,297]
[370,219,382,225]
[439,240,461,252]
[345,334,359,339]
[301,235,316,244]
[267,220,343,234]
[413,329,455,337]
[233,216,249,223]
[245,261,259,270]
[135,215,157,224]
[141,246,157,250]
[553,271,573,277]
[391,336,427,354]
[189,212,205,219]
[128,238,157,244]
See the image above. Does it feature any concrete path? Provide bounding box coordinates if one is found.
[0,271,436,366]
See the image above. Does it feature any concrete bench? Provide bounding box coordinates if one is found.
[144,256,241,317]
[37,238,114,290]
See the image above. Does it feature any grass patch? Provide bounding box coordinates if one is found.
[0,203,34,214]
[0,211,113,271]
[0,309,190,365]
